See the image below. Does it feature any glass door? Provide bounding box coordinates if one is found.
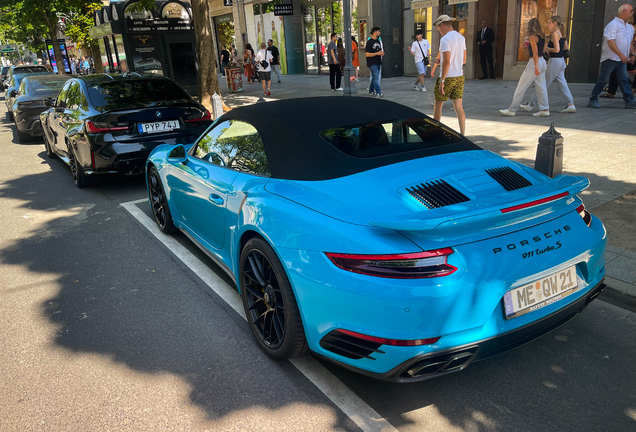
[303,2,343,75]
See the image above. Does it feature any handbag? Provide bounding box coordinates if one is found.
[416,40,429,66]
[259,50,269,69]
[562,49,570,60]
[543,51,550,61]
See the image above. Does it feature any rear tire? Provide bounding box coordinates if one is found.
[43,131,55,158]
[148,166,176,234]
[240,237,308,360]
[68,146,89,188]
[7,110,13,121]
[15,120,30,143]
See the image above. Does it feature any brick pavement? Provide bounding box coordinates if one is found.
[219,74,636,309]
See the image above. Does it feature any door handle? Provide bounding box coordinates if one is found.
[208,194,224,205]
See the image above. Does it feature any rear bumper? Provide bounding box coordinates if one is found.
[316,279,606,383]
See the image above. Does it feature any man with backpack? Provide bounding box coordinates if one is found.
[255,42,274,96]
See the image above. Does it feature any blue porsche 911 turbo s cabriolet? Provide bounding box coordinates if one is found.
[146,97,606,382]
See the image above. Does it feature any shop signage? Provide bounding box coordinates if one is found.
[162,2,190,20]
[223,0,233,6]
[411,0,438,8]
[1,44,17,53]
[274,5,293,16]
[447,0,477,4]
[127,20,193,32]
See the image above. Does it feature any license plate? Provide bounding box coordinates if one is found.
[503,265,578,319]
[138,120,179,134]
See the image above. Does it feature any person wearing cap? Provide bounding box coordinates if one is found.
[432,15,467,135]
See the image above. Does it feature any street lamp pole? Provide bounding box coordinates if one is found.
[342,0,356,96]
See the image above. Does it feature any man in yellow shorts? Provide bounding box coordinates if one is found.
[432,15,467,135]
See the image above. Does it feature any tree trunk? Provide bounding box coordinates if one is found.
[43,11,66,75]
[191,0,221,112]
[90,44,103,73]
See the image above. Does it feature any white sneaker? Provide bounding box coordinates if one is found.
[335,87,343,91]
[560,105,576,113]
[499,109,516,116]
[413,83,418,90]
[533,110,550,117]
[331,89,335,92]
[519,104,533,112]
[421,87,427,92]
[376,93,384,98]
[365,87,370,91]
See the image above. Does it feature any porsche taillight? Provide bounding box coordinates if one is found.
[185,109,211,123]
[576,203,592,227]
[325,248,457,279]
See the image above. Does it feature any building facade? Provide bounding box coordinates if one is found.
[109,0,632,84]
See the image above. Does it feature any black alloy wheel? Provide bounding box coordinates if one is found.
[7,110,13,121]
[67,145,89,188]
[240,237,308,359]
[43,130,55,158]
[148,166,176,234]
[14,120,30,143]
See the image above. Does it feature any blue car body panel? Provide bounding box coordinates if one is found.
[146,124,606,380]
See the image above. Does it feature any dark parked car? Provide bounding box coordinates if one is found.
[41,73,212,188]
[4,65,49,90]
[1,66,10,89]
[5,72,53,120]
[12,74,70,142]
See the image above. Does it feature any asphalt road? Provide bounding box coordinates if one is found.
[0,99,634,432]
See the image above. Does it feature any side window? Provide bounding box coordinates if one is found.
[66,83,80,110]
[194,120,270,176]
[57,82,72,106]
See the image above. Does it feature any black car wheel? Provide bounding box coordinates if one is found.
[14,120,30,143]
[240,237,308,360]
[7,110,13,121]
[68,146,89,188]
[43,130,55,158]
[148,166,176,234]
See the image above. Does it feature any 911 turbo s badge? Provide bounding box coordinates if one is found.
[493,225,571,255]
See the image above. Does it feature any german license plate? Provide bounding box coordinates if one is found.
[138,120,179,134]
[503,265,578,319]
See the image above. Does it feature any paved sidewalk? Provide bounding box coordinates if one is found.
[219,74,636,309]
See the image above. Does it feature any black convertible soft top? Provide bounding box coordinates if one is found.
[218,97,480,181]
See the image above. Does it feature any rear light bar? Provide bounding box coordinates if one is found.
[500,191,569,213]
[576,203,592,227]
[336,329,440,347]
[185,109,211,123]
[85,120,130,133]
[325,248,457,279]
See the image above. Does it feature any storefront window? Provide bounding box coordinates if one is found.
[215,13,235,66]
[442,1,469,36]
[517,0,558,62]
[404,3,433,76]
[253,0,289,74]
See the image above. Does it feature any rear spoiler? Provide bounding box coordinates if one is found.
[369,175,589,234]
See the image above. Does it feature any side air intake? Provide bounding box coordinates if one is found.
[407,180,470,209]
[486,166,533,191]
[320,330,385,360]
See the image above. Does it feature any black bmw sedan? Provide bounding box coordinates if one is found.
[12,74,70,142]
[41,73,212,188]
[6,72,53,120]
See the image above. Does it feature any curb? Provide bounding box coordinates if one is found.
[598,276,636,312]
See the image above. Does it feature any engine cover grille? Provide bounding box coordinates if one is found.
[486,166,533,191]
[407,180,470,209]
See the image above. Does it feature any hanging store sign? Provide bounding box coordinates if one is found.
[274,5,294,16]
[411,0,438,8]
[161,2,190,20]
[223,0,233,6]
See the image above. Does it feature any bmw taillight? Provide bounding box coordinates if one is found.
[324,248,457,279]
[576,203,592,227]
[185,109,211,123]
[85,120,130,133]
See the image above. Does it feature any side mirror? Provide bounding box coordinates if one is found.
[168,144,187,164]
[43,98,53,107]
[9,89,16,98]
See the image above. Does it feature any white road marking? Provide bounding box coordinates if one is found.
[121,198,398,432]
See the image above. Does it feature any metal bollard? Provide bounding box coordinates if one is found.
[534,122,563,178]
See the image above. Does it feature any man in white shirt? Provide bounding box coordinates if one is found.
[255,42,274,96]
[409,29,430,91]
[588,4,635,108]
[433,14,467,135]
